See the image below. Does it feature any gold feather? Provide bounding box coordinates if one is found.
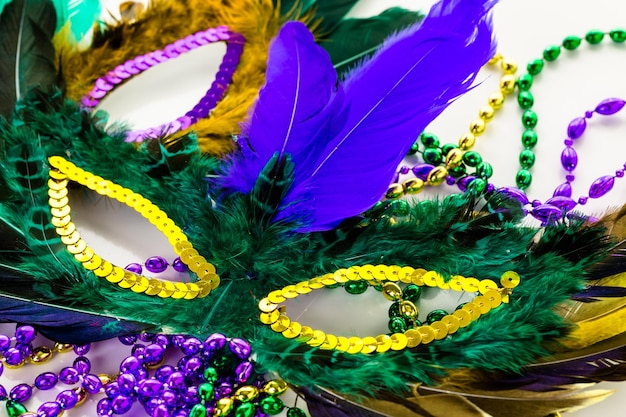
[55,0,306,156]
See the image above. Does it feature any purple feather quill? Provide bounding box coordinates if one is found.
[225,0,497,232]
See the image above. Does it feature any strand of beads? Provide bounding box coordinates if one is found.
[258,265,519,354]
[513,29,626,190]
[125,257,189,275]
[385,53,517,200]
[497,97,626,224]
[81,26,245,143]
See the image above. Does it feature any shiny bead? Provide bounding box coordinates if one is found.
[263,379,288,396]
[235,402,256,417]
[260,397,284,415]
[402,178,424,194]
[408,141,420,155]
[448,165,466,178]
[488,52,502,65]
[595,98,626,115]
[478,105,495,121]
[344,280,368,294]
[610,29,626,43]
[189,404,207,417]
[15,325,36,343]
[498,187,529,205]
[198,383,215,401]
[124,263,142,273]
[521,130,538,148]
[531,205,562,223]
[542,45,561,61]
[445,148,464,167]
[517,91,534,109]
[385,183,404,199]
[35,372,58,390]
[145,256,168,273]
[527,59,544,75]
[487,92,504,109]
[419,132,439,148]
[229,338,252,359]
[585,30,604,44]
[516,169,532,190]
[553,182,573,198]
[462,151,482,167]
[561,147,578,172]
[388,317,408,333]
[423,147,443,165]
[516,74,532,92]
[402,284,421,302]
[30,346,53,364]
[519,149,536,168]
[441,143,457,156]
[589,175,615,198]
[499,74,516,94]
[545,196,577,212]
[56,389,78,409]
[500,58,517,74]
[567,117,587,139]
[235,386,259,402]
[388,302,401,318]
[287,408,308,417]
[6,400,28,417]
[215,398,234,417]
[562,35,582,50]
[521,110,538,128]
[476,162,493,179]
[10,384,32,402]
[466,178,487,193]
[412,164,436,180]
[469,118,486,135]
[427,166,448,186]
[382,282,403,301]
[500,271,521,288]
[458,132,476,150]
[399,300,418,318]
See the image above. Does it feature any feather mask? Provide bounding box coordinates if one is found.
[2,0,626,415]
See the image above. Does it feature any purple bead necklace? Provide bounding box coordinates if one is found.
[125,256,188,275]
[0,325,305,417]
[82,26,245,143]
[497,97,626,223]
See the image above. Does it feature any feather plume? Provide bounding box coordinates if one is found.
[0,0,57,119]
[52,0,101,40]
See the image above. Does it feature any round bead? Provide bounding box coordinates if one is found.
[519,149,536,168]
[488,92,505,109]
[388,317,408,333]
[145,256,168,273]
[287,408,308,417]
[124,263,143,274]
[441,143,457,156]
[448,165,466,179]
[445,148,464,168]
[422,147,443,165]
[344,280,368,294]
[458,132,476,150]
[0,334,10,351]
[516,169,532,190]
[500,58,517,74]
[15,325,36,344]
[83,374,103,394]
[562,35,582,50]
[189,404,207,417]
[419,132,440,148]
[527,59,544,75]
[561,147,578,172]
[517,91,534,109]
[260,396,284,415]
[382,282,403,301]
[172,257,187,272]
[204,333,227,352]
[610,29,626,43]
[388,302,401,318]
[517,74,533,91]
[478,105,495,121]
[73,356,91,374]
[181,337,203,355]
[111,395,134,415]
[521,130,538,148]
[56,390,78,409]
[462,151,482,167]
[59,367,80,384]
[585,30,605,44]
[234,402,256,417]
[521,110,538,128]
[475,162,493,179]
[402,284,421,302]
[499,74,516,94]
[542,45,561,61]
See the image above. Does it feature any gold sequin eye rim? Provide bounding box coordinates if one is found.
[47,156,219,299]
[258,265,520,354]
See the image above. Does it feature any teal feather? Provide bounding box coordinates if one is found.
[52,0,101,40]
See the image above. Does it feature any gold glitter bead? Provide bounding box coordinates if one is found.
[426,166,448,186]
[500,270,521,288]
[375,334,392,353]
[320,334,338,350]
[390,333,408,351]
[54,343,74,353]
[402,177,424,194]
[215,397,234,417]
[399,300,418,318]
[501,58,518,74]
[29,346,53,364]
[500,74,517,94]
[488,92,505,109]
[282,321,302,339]
[405,329,422,348]
[360,336,378,354]
[263,379,288,396]
[487,52,502,65]
[235,385,259,402]
[382,282,403,301]
[417,326,436,344]
[469,118,486,135]
[445,148,464,168]
[479,105,495,121]
[458,133,476,151]
[347,336,364,354]
[385,183,404,200]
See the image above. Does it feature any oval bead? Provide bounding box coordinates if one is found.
[37,401,62,417]
[497,187,530,205]
[562,35,582,50]
[595,98,626,115]
[456,176,476,192]
[527,59,544,75]
[553,182,573,198]
[56,390,78,409]
[10,384,32,402]
[411,164,435,181]
[145,256,168,273]
[610,29,626,43]
[542,45,561,61]
[560,147,578,172]
[35,372,58,390]
[344,280,368,294]
[517,91,534,109]
[589,175,615,198]
[531,205,562,223]
[567,117,587,139]
[229,338,252,360]
[83,374,103,394]
[545,196,577,212]
[422,148,443,165]
[420,133,439,148]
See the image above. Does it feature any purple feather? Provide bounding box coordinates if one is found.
[223,21,340,194]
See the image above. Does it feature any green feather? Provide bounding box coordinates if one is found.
[51,0,101,41]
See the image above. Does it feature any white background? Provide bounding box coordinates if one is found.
[2,0,626,416]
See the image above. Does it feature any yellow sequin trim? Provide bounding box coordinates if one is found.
[47,156,219,299]
[258,265,519,354]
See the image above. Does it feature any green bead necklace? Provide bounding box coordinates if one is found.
[514,29,626,190]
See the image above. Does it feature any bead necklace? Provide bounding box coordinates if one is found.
[47,156,220,299]
[258,265,519,353]
[385,53,517,200]
[125,256,188,275]
[514,29,626,190]
[82,26,245,143]
[0,325,306,417]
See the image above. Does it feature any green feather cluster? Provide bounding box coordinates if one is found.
[0,91,613,397]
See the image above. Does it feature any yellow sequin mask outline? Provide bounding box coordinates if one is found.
[47,156,220,299]
[258,265,520,354]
